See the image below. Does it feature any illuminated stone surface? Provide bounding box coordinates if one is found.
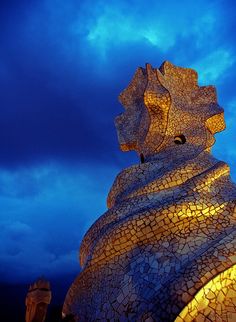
[63,62,236,321]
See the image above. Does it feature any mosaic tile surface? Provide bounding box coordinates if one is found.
[63,62,236,321]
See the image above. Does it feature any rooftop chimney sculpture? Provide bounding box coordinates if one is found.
[63,61,236,321]
[25,278,51,322]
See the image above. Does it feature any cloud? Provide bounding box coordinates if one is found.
[0,0,235,168]
[0,0,236,287]
[0,162,118,283]
[77,0,220,58]
[191,49,235,84]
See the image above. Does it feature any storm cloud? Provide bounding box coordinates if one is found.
[0,0,236,284]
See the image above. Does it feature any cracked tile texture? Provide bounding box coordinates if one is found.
[63,62,236,322]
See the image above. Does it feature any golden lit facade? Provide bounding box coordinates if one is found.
[63,62,236,321]
[175,265,236,322]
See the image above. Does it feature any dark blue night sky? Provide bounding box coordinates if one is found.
[0,0,236,314]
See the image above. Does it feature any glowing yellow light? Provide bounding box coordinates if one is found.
[175,264,236,321]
